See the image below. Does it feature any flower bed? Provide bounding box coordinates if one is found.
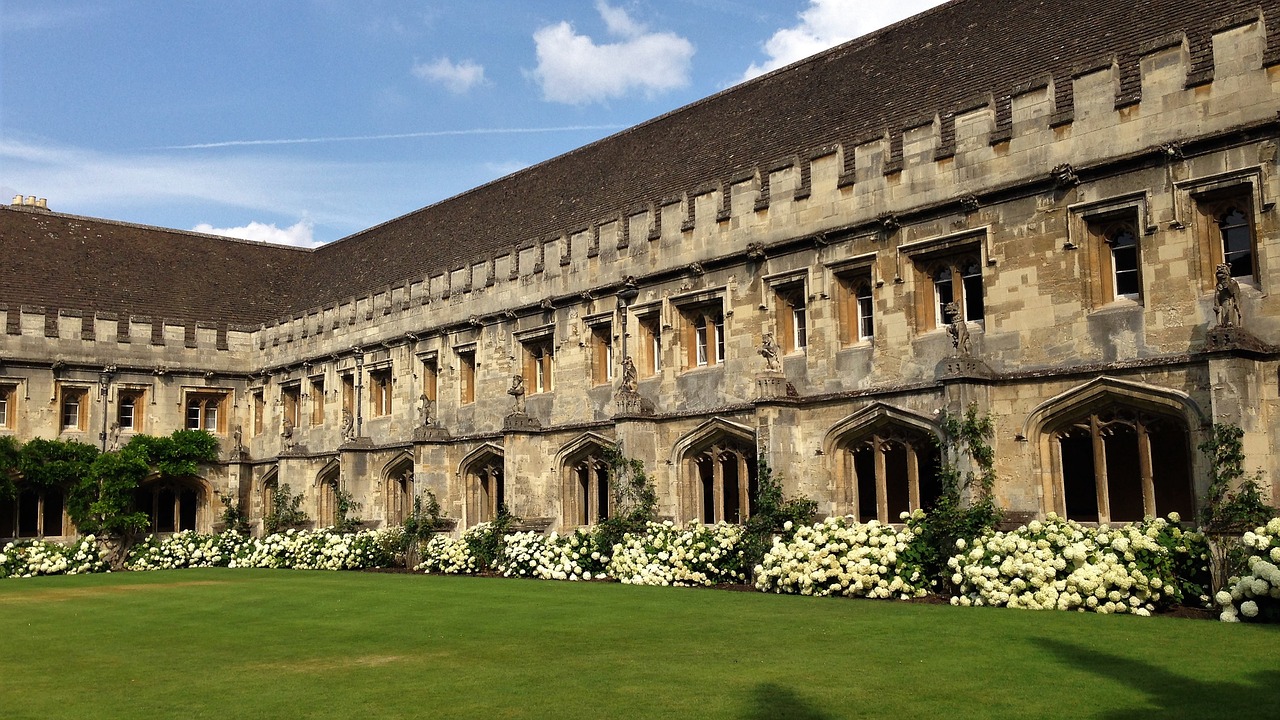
[1215,518,1280,622]
[0,535,109,578]
[126,528,400,572]
[607,520,747,586]
[947,514,1207,615]
[755,517,927,599]
[498,529,607,580]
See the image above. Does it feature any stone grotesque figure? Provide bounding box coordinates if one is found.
[231,425,244,454]
[419,393,434,427]
[340,408,355,442]
[107,422,122,452]
[508,374,526,414]
[281,416,295,448]
[1214,263,1242,328]
[759,332,781,371]
[946,301,971,356]
[620,355,638,393]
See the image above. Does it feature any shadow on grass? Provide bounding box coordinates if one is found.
[1035,637,1280,718]
[741,683,832,720]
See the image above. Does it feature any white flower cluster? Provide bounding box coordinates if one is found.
[607,521,747,587]
[755,517,927,600]
[1215,518,1280,622]
[229,528,397,570]
[416,526,483,574]
[0,535,109,579]
[126,530,241,570]
[497,530,607,581]
[947,514,1193,615]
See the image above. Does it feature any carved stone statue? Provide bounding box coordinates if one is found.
[340,408,355,442]
[281,416,295,448]
[419,393,435,427]
[508,374,526,414]
[231,425,244,455]
[759,332,781,371]
[946,301,971,356]
[1214,263,1242,328]
[107,422,122,452]
[620,355,638,393]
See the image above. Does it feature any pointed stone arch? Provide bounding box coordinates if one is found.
[1024,377,1204,523]
[672,417,757,524]
[459,443,505,527]
[382,451,414,526]
[555,431,615,529]
[316,459,341,528]
[825,403,942,523]
[135,473,214,534]
[260,465,280,524]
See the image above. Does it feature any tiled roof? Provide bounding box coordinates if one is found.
[1,0,1272,326]
[0,206,311,327]
[295,0,1275,310]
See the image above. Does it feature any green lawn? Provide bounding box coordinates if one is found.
[0,570,1275,719]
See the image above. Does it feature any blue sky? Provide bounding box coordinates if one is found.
[1,0,944,246]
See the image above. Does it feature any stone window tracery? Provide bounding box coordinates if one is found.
[835,423,940,523]
[60,386,88,432]
[185,391,227,433]
[464,451,505,525]
[562,446,610,527]
[681,433,756,524]
[117,388,145,432]
[135,478,202,533]
[0,384,14,428]
[1052,406,1193,524]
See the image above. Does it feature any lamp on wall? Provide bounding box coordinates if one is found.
[98,365,115,450]
[615,276,640,372]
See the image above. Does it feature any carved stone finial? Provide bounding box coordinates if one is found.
[1214,263,1243,329]
[945,301,972,357]
[1051,164,1080,190]
[758,332,782,371]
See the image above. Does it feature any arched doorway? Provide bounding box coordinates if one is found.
[557,434,613,528]
[383,454,414,526]
[135,476,207,533]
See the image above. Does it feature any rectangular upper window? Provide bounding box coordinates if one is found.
[675,295,724,369]
[185,391,228,433]
[369,368,392,417]
[771,279,808,354]
[282,384,301,427]
[0,384,15,429]
[522,337,555,393]
[117,388,146,432]
[59,386,88,432]
[588,320,614,385]
[457,348,476,405]
[310,377,325,426]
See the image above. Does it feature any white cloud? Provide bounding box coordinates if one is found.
[412,57,486,94]
[741,0,945,81]
[192,219,320,248]
[531,1,695,105]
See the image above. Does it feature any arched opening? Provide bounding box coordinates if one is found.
[558,435,613,528]
[676,421,757,524]
[135,477,205,533]
[1050,406,1194,524]
[260,467,279,522]
[829,406,941,523]
[0,486,66,538]
[316,464,340,528]
[461,447,504,526]
[384,455,414,526]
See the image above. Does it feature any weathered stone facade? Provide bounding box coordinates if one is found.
[2,0,1279,539]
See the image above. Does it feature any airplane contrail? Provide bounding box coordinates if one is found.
[160,125,627,150]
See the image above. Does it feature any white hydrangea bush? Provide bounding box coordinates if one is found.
[417,530,480,574]
[754,517,928,600]
[607,520,748,587]
[0,535,109,578]
[126,530,244,570]
[498,529,608,581]
[1215,518,1280,622]
[229,528,397,570]
[947,514,1200,615]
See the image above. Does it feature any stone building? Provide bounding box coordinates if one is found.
[2,0,1279,540]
